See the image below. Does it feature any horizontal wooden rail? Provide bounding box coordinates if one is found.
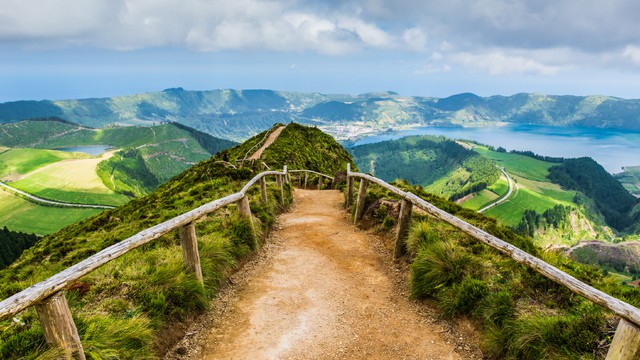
[346,164,640,328]
[288,169,335,180]
[0,168,287,321]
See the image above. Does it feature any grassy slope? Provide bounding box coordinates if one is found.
[461,175,509,211]
[0,124,354,359]
[361,181,640,359]
[473,146,552,182]
[0,191,101,235]
[9,152,130,206]
[615,166,640,196]
[0,148,87,179]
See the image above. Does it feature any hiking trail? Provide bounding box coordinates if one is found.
[167,189,479,359]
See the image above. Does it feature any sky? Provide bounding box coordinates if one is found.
[2,0,640,102]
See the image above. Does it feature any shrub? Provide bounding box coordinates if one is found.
[406,220,440,255]
[437,276,489,318]
[411,240,478,298]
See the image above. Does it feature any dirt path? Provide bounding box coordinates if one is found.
[184,189,475,359]
[248,126,286,161]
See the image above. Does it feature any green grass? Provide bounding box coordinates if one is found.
[0,190,102,235]
[474,146,553,182]
[484,177,575,227]
[0,148,87,178]
[0,124,349,359]
[9,153,130,206]
[488,176,509,196]
[462,189,499,211]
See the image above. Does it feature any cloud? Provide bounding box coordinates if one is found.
[622,45,640,65]
[451,50,561,76]
[0,0,405,54]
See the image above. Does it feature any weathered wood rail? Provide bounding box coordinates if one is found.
[346,163,640,360]
[288,169,334,190]
[0,166,291,359]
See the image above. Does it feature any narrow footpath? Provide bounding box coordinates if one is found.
[171,189,479,359]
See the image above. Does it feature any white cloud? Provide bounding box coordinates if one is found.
[451,50,561,76]
[0,0,410,54]
[622,45,640,65]
[402,27,426,51]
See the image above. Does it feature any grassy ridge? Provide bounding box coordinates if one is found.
[473,146,552,182]
[0,124,355,359]
[358,180,640,359]
[349,135,499,199]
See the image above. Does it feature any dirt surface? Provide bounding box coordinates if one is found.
[166,189,481,360]
[248,126,286,160]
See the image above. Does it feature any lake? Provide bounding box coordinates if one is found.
[345,124,640,174]
[56,145,112,156]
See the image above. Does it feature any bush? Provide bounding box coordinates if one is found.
[406,220,440,255]
[411,240,478,298]
[437,276,489,318]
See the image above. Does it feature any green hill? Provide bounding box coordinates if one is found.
[349,137,621,246]
[0,120,236,235]
[615,166,640,197]
[0,123,354,359]
[3,90,640,142]
[349,135,500,200]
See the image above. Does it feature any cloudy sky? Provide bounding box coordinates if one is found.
[2,0,640,101]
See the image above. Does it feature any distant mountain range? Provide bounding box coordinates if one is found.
[1,89,639,141]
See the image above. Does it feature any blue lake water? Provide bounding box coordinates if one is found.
[55,145,112,156]
[346,124,640,174]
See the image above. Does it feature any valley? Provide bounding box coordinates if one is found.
[0,119,235,235]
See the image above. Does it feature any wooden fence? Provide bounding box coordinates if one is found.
[288,169,334,190]
[0,166,290,359]
[346,163,640,360]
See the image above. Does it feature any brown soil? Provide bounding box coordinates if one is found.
[165,189,481,359]
[248,126,286,161]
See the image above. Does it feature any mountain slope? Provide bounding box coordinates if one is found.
[0,123,355,359]
[2,90,640,142]
[348,136,622,245]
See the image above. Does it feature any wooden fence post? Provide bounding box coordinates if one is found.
[304,172,309,189]
[276,174,282,188]
[35,292,86,360]
[318,176,323,190]
[394,199,413,259]
[179,223,203,284]
[237,195,257,247]
[260,177,268,204]
[606,318,640,360]
[347,164,354,208]
[354,179,368,224]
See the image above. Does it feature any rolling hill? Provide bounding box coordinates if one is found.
[348,136,633,246]
[2,90,640,142]
[0,119,235,234]
[0,123,355,359]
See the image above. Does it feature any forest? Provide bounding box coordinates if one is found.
[0,227,38,269]
[548,158,639,231]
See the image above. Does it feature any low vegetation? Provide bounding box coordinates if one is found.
[352,179,640,359]
[0,190,101,235]
[0,124,354,359]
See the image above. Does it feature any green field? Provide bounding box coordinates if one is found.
[0,148,88,179]
[9,152,130,206]
[474,146,553,182]
[461,175,509,211]
[484,175,575,226]
[461,189,499,210]
[0,190,102,235]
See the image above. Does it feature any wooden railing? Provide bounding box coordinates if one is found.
[288,169,334,190]
[0,166,291,360]
[346,163,640,360]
